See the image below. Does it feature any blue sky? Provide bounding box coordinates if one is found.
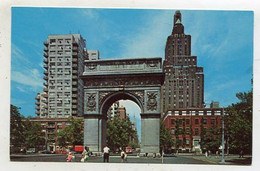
[11,8,253,138]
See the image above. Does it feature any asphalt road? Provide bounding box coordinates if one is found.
[10,154,210,165]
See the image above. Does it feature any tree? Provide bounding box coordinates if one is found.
[10,105,25,153]
[181,119,186,150]
[174,119,181,151]
[200,118,206,152]
[23,119,45,151]
[200,125,220,152]
[57,117,83,149]
[160,119,173,153]
[106,116,136,152]
[225,90,252,154]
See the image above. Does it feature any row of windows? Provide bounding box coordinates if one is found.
[50,38,72,42]
[49,45,72,49]
[171,118,216,125]
[171,127,201,136]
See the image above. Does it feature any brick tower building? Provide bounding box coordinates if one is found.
[162,11,204,113]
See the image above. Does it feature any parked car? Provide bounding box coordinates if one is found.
[26,148,36,154]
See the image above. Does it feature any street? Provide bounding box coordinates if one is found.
[10,153,252,165]
[11,153,251,165]
[10,154,209,164]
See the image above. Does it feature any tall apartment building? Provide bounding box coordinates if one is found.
[162,11,204,113]
[118,106,127,120]
[107,101,119,120]
[35,92,48,117]
[35,34,88,118]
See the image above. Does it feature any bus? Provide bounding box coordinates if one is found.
[125,146,132,154]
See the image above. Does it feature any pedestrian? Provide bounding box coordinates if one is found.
[81,146,90,162]
[120,148,126,163]
[66,152,73,162]
[216,150,219,158]
[103,145,110,162]
[205,151,208,158]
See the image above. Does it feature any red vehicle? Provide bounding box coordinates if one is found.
[74,145,84,153]
[125,146,132,154]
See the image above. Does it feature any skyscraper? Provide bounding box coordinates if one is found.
[36,34,88,118]
[162,11,204,113]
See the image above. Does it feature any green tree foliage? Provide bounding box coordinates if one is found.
[189,119,193,150]
[106,116,137,152]
[200,124,220,152]
[23,119,45,151]
[225,90,252,154]
[57,117,83,148]
[10,105,25,153]
[160,119,173,152]
[174,119,180,150]
[128,141,139,149]
[181,119,186,149]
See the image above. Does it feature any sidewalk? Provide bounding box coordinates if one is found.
[189,154,252,165]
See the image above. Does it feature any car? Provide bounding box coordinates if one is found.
[26,148,36,154]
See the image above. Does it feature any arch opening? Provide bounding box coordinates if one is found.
[100,91,144,116]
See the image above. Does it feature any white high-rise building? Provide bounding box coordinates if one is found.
[36,34,88,118]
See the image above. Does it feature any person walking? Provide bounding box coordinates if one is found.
[120,148,127,163]
[81,146,90,162]
[66,152,73,162]
[216,150,219,158]
[103,145,110,162]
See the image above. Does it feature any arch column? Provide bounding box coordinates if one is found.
[140,114,160,154]
[83,114,107,153]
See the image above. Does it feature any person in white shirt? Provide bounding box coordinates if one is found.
[103,145,110,162]
[120,147,127,163]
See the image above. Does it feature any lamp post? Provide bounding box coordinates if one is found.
[221,108,225,163]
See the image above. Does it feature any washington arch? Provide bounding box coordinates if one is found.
[81,57,164,154]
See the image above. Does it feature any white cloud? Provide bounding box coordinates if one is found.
[16,86,26,93]
[12,44,32,65]
[12,71,43,88]
[11,44,43,91]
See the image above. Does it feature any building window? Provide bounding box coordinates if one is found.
[186,119,190,125]
[171,119,175,125]
[171,128,175,135]
[179,118,183,125]
[195,128,199,135]
[50,39,56,43]
[185,128,190,134]
[195,119,199,124]
[179,140,183,146]
[203,118,207,124]
[178,128,183,133]
[211,119,215,125]
[186,139,190,145]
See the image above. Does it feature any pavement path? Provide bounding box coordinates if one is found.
[10,154,210,164]
[10,154,250,165]
[182,154,252,165]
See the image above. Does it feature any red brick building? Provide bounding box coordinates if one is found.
[23,117,83,152]
[163,108,224,152]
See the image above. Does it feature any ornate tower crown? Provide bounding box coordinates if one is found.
[172,10,184,34]
[174,10,182,25]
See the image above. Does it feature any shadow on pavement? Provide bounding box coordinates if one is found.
[225,157,252,165]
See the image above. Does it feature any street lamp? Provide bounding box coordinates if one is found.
[221,108,225,163]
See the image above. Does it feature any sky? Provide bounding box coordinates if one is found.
[11,8,253,139]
